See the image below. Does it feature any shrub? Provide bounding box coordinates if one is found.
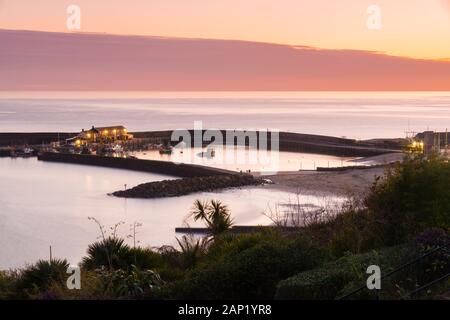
[276,266,352,300]
[324,156,450,256]
[29,270,108,300]
[121,247,163,270]
[96,265,164,298]
[328,209,371,257]
[205,231,281,263]
[410,228,450,252]
[0,271,19,299]
[276,246,407,300]
[81,237,162,271]
[169,233,327,299]
[338,231,449,300]
[364,155,450,246]
[15,259,69,298]
[81,237,130,270]
[400,228,450,294]
[175,235,209,269]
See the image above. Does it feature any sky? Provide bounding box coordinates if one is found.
[0,0,449,60]
[2,29,450,91]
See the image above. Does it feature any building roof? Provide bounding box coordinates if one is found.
[86,125,126,133]
[95,125,126,130]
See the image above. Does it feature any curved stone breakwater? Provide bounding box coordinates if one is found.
[111,174,265,198]
[38,152,234,177]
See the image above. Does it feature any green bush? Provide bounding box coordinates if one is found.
[15,259,69,298]
[81,237,162,271]
[276,246,407,300]
[364,155,450,246]
[168,233,328,299]
[328,209,371,257]
[276,266,352,300]
[322,156,450,256]
[121,247,163,270]
[205,231,281,262]
[175,235,209,269]
[397,228,450,297]
[96,265,164,298]
[0,271,19,299]
[81,237,130,270]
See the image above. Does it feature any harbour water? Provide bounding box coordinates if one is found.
[134,147,360,172]
[0,157,343,269]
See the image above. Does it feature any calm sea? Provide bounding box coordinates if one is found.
[1,91,450,139]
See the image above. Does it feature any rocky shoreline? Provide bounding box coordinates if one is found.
[111,174,265,198]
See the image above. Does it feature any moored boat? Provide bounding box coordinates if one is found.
[159,145,173,154]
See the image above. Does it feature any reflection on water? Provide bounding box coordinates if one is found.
[134,146,360,172]
[0,158,344,269]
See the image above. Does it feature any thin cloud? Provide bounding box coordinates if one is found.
[1,29,450,91]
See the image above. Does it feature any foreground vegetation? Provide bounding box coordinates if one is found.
[1,155,449,300]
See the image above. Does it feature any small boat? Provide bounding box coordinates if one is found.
[147,143,161,150]
[14,147,34,157]
[198,147,216,159]
[112,144,124,152]
[206,146,216,158]
[159,146,173,155]
[177,141,186,154]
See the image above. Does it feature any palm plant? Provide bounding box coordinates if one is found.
[16,259,69,293]
[190,199,233,238]
[81,237,131,270]
[176,235,209,269]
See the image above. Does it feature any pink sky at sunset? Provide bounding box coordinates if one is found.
[1,29,450,91]
[0,0,449,60]
[1,1,449,91]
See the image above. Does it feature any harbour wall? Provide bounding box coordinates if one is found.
[37,152,234,178]
[134,130,404,157]
[2,130,405,157]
